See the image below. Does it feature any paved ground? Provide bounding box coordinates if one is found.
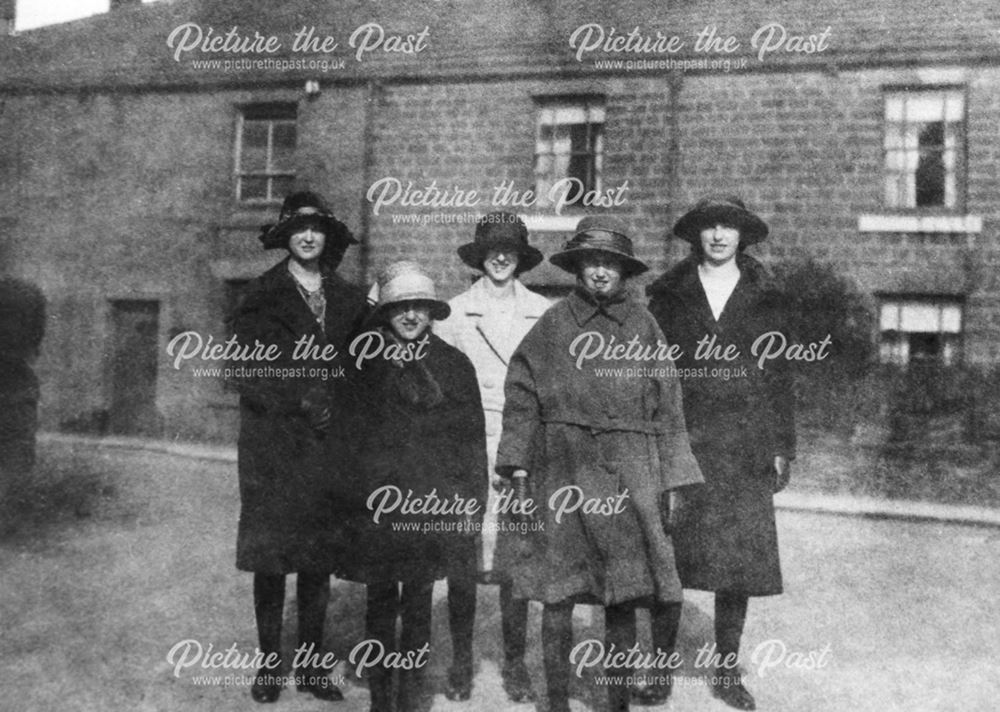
[0,441,997,712]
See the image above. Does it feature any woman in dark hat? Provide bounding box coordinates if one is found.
[340,261,488,712]
[231,191,367,704]
[496,216,702,712]
[434,211,550,702]
[645,196,796,711]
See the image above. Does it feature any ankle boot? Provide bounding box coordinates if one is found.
[368,667,392,712]
[398,668,427,712]
[542,603,573,712]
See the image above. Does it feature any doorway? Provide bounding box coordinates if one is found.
[108,299,161,435]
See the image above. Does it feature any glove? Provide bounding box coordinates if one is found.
[773,455,791,493]
[510,470,535,524]
[301,386,332,434]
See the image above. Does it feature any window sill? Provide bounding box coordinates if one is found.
[858,214,982,234]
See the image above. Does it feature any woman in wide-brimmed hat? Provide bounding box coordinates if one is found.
[496,215,703,712]
[340,261,488,712]
[434,212,551,702]
[645,196,795,711]
[231,190,366,704]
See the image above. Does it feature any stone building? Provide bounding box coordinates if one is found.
[1,0,998,438]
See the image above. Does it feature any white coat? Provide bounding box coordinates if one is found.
[435,276,552,571]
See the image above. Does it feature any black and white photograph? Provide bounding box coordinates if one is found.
[0,1,998,711]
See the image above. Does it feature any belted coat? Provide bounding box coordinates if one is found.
[495,288,703,605]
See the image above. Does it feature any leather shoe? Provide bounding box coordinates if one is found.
[711,675,756,710]
[297,668,344,701]
[251,670,282,703]
[631,676,671,706]
[501,659,535,703]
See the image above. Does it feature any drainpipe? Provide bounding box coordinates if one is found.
[665,69,683,261]
[358,80,380,283]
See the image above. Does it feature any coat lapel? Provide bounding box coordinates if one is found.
[261,260,327,345]
[463,279,544,367]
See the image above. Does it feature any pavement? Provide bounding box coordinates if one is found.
[0,433,995,712]
[38,431,1000,529]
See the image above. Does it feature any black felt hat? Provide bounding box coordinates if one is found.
[672,196,769,245]
[258,191,358,263]
[456,212,544,273]
[549,215,648,277]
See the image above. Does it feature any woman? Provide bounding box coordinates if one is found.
[341,261,488,712]
[232,191,366,704]
[434,211,550,702]
[496,216,703,712]
[646,196,796,711]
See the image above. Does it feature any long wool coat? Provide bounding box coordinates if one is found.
[435,277,552,415]
[646,253,796,596]
[338,331,488,584]
[435,277,551,570]
[495,288,703,606]
[232,259,366,574]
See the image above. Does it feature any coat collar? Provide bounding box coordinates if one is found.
[646,253,778,332]
[459,277,549,318]
[458,277,547,366]
[255,258,346,340]
[566,286,633,327]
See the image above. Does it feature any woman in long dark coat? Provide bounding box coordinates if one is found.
[496,216,703,712]
[232,191,366,704]
[646,196,796,711]
[340,261,487,712]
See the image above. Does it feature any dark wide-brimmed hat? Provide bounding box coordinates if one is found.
[368,261,451,322]
[672,195,769,245]
[549,215,648,277]
[258,191,359,256]
[456,212,544,273]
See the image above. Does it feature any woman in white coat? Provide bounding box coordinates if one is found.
[434,211,551,702]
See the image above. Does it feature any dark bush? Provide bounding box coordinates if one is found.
[769,258,876,434]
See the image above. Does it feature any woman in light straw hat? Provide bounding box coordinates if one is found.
[496,216,702,712]
[231,191,366,704]
[434,211,550,702]
[645,196,796,711]
[340,261,487,712]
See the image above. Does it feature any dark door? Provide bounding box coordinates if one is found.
[108,300,161,435]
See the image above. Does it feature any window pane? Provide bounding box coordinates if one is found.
[270,175,295,201]
[568,152,593,190]
[899,303,941,332]
[271,122,296,171]
[550,106,588,124]
[908,333,940,361]
[944,92,964,121]
[568,123,590,156]
[884,124,905,150]
[915,144,945,208]
[904,94,946,122]
[880,304,899,331]
[885,95,905,121]
[534,152,554,178]
[240,176,267,201]
[240,122,268,171]
[940,305,962,333]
